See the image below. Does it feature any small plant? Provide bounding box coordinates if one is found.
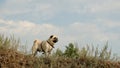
[99,42,111,60]
[64,43,79,58]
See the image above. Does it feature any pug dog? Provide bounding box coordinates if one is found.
[32,35,58,57]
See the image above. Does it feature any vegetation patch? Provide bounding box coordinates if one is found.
[0,34,120,68]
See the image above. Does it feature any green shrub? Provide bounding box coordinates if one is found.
[63,43,79,58]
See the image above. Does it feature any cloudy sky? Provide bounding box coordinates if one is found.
[0,0,120,55]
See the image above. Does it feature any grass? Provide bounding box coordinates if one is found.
[0,34,120,68]
[0,34,20,50]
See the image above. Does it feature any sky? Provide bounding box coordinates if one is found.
[0,0,120,56]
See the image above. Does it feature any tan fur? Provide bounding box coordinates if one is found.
[32,35,58,57]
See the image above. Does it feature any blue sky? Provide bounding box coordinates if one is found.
[0,0,120,56]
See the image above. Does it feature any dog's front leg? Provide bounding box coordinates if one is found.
[48,51,51,57]
[32,50,37,57]
[44,51,50,58]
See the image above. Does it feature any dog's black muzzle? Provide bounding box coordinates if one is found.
[53,37,58,43]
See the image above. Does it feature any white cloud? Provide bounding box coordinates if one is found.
[69,22,109,41]
[0,0,57,20]
[61,0,120,14]
[70,22,99,32]
[90,0,120,13]
[0,19,61,36]
[96,18,120,28]
[103,20,120,28]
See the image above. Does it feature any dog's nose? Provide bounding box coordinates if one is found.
[53,37,58,43]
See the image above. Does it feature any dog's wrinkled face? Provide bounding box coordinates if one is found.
[49,35,58,43]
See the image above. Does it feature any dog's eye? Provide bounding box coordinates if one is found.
[50,35,53,38]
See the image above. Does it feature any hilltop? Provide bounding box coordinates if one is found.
[0,35,120,68]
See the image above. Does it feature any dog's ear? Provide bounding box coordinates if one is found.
[50,35,53,38]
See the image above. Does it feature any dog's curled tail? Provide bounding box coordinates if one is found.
[34,40,37,43]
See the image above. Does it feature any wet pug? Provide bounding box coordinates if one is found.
[32,35,58,57]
